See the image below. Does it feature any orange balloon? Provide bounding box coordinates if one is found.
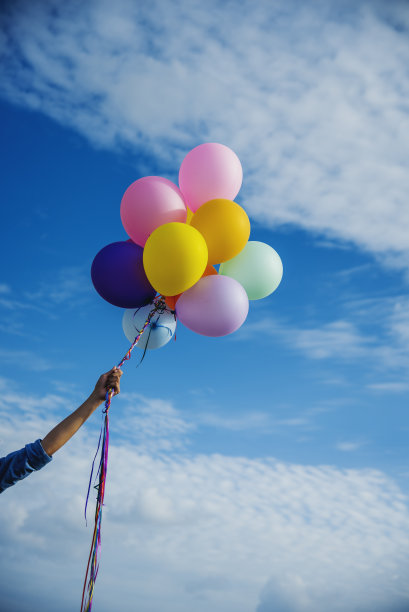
[165,295,180,310]
[203,264,218,277]
[190,198,250,264]
[164,265,217,309]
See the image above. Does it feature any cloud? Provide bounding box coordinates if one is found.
[0,348,55,372]
[336,439,366,452]
[195,410,311,433]
[196,410,274,432]
[367,382,409,393]
[1,382,409,612]
[237,294,409,388]
[290,320,373,360]
[238,315,377,361]
[109,392,195,453]
[0,266,93,340]
[1,0,409,268]
[23,266,93,307]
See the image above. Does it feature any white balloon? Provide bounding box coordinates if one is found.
[122,304,176,350]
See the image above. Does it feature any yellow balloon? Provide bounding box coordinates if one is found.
[190,199,250,264]
[143,222,208,295]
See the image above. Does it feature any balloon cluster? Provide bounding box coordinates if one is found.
[91,143,283,350]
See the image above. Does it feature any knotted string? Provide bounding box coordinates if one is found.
[80,297,167,612]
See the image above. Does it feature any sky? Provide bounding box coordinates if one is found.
[0,0,409,611]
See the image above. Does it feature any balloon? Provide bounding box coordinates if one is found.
[203,264,218,277]
[143,222,208,296]
[164,264,217,310]
[186,207,194,225]
[190,198,250,264]
[122,304,176,350]
[179,143,243,213]
[91,241,156,308]
[120,176,187,246]
[219,241,283,300]
[176,275,249,337]
[165,295,179,310]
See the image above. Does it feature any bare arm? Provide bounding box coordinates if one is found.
[41,368,122,456]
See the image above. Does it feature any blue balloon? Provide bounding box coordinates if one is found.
[91,241,156,308]
[122,304,176,350]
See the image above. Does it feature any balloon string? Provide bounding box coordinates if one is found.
[80,297,167,612]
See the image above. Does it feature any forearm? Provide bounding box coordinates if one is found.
[41,392,103,456]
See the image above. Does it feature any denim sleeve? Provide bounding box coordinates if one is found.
[0,439,52,493]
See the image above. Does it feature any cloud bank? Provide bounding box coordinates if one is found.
[1,384,409,612]
[1,0,409,266]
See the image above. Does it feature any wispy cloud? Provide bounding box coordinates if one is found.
[367,382,409,393]
[0,348,55,372]
[110,392,195,453]
[237,293,409,389]
[1,0,409,268]
[196,410,311,433]
[23,266,92,307]
[336,439,367,452]
[0,267,93,340]
[239,316,375,359]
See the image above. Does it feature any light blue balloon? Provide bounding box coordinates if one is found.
[122,304,176,350]
[219,241,283,300]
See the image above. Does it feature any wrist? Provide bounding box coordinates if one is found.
[88,390,105,408]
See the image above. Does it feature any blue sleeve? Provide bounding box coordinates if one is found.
[0,439,52,493]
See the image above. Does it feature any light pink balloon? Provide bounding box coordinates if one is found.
[178,143,243,213]
[120,176,187,246]
[176,275,249,337]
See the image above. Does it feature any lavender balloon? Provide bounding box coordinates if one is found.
[176,275,249,337]
[91,241,156,308]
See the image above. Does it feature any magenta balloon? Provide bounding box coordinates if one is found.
[120,176,187,246]
[176,275,249,337]
[178,143,243,213]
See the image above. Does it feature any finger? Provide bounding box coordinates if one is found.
[105,367,123,379]
[106,371,122,384]
[106,376,121,394]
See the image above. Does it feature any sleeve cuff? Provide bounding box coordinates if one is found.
[25,439,53,470]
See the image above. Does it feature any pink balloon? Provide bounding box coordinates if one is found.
[176,275,249,337]
[178,143,243,213]
[120,176,187,246]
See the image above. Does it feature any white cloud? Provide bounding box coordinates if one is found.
[367,382,409,393]
[0,348,55,372]
[0,383,409,612]
[23,266,93,307]
[237,294,409,387]
[0,266,93,341]
[336,440,366,452]
[238,315,376,360]
[196,410,311,433]
[291,320,373,360]
[110,392,194,453]
[196,410,273,432]
[1,0,409,267]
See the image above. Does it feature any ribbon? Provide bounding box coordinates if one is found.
[80,297,168,612]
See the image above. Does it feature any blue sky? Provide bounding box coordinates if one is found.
[1,1,409,611]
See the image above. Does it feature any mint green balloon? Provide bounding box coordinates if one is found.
[219,241,283,300]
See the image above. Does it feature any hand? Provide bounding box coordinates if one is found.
[92,367,123,403]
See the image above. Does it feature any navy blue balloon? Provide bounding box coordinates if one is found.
[91,241,156,308]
